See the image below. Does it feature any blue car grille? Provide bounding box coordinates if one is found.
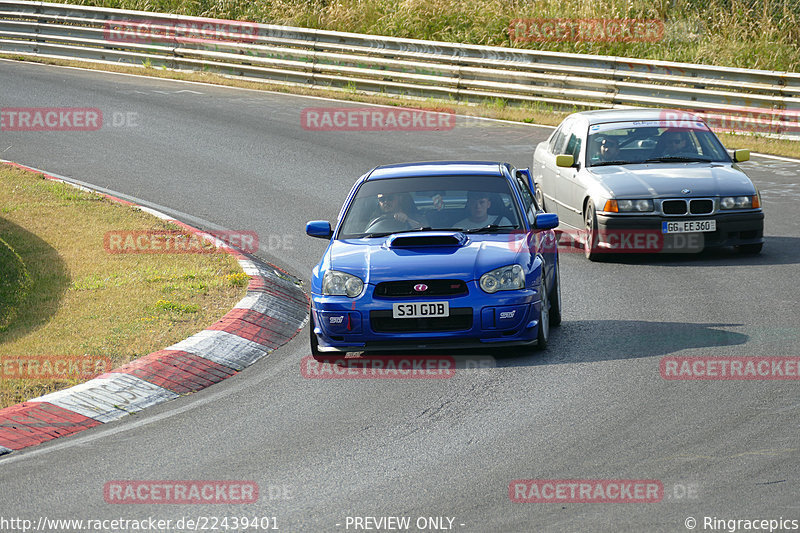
[370,308,473,332]
[374,279,468,298]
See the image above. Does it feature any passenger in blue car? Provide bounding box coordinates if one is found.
[454,191,511,230]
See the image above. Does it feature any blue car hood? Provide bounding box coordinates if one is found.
[325,233,524,284]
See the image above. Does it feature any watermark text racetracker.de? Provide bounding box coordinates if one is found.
[509,227,703,254]
[509,18,664,42]
[301,355,458,379]
[103,230,260,254]
[0,355,111,381]
[103,480,264,504]
[0,108,139,131]
[301,107,456,131]
[660,108,800,136]
[104,18,259,45]
[302,354,498,379]
[509,479,663,503]
[661,356,800,380]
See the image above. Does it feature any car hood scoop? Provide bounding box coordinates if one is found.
[387,232,467,248]
[328,234,522,282]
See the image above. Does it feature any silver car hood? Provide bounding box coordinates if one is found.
[588,163,756,198]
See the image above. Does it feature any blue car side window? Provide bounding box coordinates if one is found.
[515,176,536,225]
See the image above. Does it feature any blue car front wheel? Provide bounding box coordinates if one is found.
[535,276,550,351]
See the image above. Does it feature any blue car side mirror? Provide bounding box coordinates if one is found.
[306,220,333,239]
[534,213,559,230]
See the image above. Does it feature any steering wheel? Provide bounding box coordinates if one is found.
[365,213,411,233]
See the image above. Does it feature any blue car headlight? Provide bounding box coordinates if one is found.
[322,270,364,297]
[480,264,525,294]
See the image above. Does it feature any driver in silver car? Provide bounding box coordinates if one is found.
[589,135,623,164]
[598,136,621,161]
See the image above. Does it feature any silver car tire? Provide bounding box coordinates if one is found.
[584,202,600,261]
[535,184,547,212]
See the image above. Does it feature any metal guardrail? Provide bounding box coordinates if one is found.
[2,0,800,137]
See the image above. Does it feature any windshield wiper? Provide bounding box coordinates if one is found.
[462,224,517,234]
[644,156,713,163]
[400,226,434,233]
[361,227,434,238]
[590,160,632,167]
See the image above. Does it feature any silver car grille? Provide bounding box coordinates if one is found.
[660,198,714,216]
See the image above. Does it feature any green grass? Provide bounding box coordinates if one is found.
[0,233,31,331]
[0,165,247,408]
[63,0,800,71]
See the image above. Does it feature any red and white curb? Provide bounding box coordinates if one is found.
[0,161,309,455]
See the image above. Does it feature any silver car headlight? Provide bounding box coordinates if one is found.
[604,199,654,213]
[322,270,364,297]
[617,199,654,212]
[480,264,525,294]
[720,195,757,209]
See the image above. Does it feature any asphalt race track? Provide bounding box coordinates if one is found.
[1,59,799,532]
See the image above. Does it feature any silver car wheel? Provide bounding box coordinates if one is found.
[584,202,600,261]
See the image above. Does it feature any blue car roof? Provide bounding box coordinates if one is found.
[366,161,507,180]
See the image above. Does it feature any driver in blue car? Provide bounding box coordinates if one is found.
[369,192,427,231]
[455,191,511,230]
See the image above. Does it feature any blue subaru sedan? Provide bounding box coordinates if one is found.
[305,161,561,354]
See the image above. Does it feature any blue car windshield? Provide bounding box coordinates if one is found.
[587,121,732,167]
[338,175,523,238]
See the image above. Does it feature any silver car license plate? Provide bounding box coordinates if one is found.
[662,220,716,233]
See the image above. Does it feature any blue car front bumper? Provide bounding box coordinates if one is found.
[311,282,543,352]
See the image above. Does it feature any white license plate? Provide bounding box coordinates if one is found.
[662,220,716,233]
[392,301,449,319]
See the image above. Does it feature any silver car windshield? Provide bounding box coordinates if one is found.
[587,121,732,167]
[338,175,522,239]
